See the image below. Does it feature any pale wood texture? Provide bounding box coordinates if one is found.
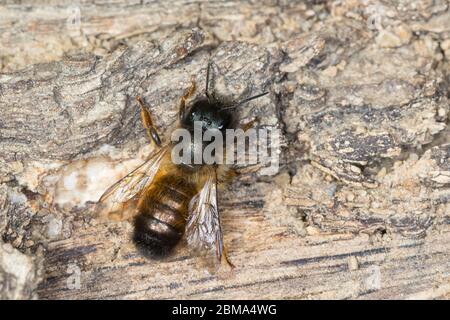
[0,0,449,299]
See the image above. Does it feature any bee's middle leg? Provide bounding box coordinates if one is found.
[179,76,196,120]
[136,96,162,147]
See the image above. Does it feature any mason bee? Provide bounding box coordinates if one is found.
[98,62,268,267]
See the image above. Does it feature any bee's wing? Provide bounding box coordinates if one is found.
[97,147,167,220]
[186,169,232,266]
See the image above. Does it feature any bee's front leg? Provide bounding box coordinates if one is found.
[222,246,235,269]
[136,96,162,147]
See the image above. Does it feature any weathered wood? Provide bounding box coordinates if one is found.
[0,0,449,299]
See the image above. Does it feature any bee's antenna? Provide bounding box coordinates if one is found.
[205,61,212,102]
[223,91,269,110]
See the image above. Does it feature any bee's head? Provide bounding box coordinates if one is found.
[181,97,235,132]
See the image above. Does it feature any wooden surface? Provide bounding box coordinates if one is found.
[0,0,449,299]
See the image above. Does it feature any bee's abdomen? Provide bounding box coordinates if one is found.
[133,174,194,258]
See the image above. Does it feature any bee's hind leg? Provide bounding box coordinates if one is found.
[136,96,162,147]
[240,116,260,132]
[222,246,235,269]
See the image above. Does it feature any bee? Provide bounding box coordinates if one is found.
[98,62,268,267]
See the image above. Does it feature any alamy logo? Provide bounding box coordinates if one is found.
[170,121,280,175]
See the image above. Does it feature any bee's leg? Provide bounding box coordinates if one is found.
[179,76,196,121]
[240,116,260,132]
[136,96,162,147]
[230,117,262,176]
[216,164,238,184]
[205,61,212,102]
[222,246,235,269]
